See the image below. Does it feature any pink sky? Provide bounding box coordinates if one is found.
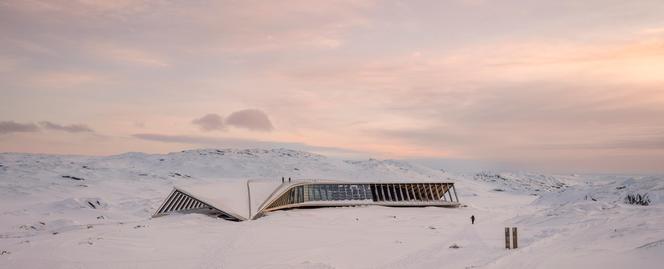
[1,0,664,173]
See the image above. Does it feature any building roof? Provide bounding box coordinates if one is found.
[154,179,460,221]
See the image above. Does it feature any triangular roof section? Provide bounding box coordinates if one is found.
[172,179,283,220]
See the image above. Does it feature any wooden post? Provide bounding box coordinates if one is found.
[505,227,511,249]
[512,227,518,249]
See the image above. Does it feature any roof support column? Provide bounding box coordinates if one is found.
[393,184,401,201]
[418,184,427,201]
[427,184,435,201]
[410,184,417,200]
[386,184,393,202]
[393,184,399,201]
[447,184,455,202]
[404,184,411,201]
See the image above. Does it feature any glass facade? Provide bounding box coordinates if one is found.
[284,184,373,204]
[265,182,458,211]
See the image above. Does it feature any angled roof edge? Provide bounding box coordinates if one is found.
[174,186,248,221]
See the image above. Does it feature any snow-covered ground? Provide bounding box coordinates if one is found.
[0,148,662,268]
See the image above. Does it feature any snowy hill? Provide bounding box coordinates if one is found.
[472,171,571,193]
[0,148,663,268]
[0,148,451,234]
[0,148,447,183]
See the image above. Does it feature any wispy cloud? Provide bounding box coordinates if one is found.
[537,132,664,150]
[87,43,170,68]
[39,121,94,133]
[0,121,94,135]
[0,121,39,134]
[30,71,106,89]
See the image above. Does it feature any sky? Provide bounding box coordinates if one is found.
[1,0,663,173]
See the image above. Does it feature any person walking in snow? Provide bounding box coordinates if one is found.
[471,215,475,224]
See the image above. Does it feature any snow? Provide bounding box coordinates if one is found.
[1,148,663,268]
[175,180,251,220]
[171,179,285,220]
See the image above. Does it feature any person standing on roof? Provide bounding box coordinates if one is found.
[471,215,475,224]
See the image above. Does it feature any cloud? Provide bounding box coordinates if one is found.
[0,121,94,134]
[191,113,225,131]
[39,121,94,133]
[0,121,39,134]
[225,109,274,131]
[364,80,664,160]
[31,71,106,89]
[4,0,664,173]
[88,43,170,68]
[192,109,274,132]
[539,133,664,150]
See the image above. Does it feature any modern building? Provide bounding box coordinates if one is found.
[153,179,460,221]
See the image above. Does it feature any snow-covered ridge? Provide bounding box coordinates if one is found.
[0,148,446,182]
[533,175,664,206]
[472,171,570,194]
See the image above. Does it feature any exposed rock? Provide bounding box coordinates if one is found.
[62,175,85,181]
